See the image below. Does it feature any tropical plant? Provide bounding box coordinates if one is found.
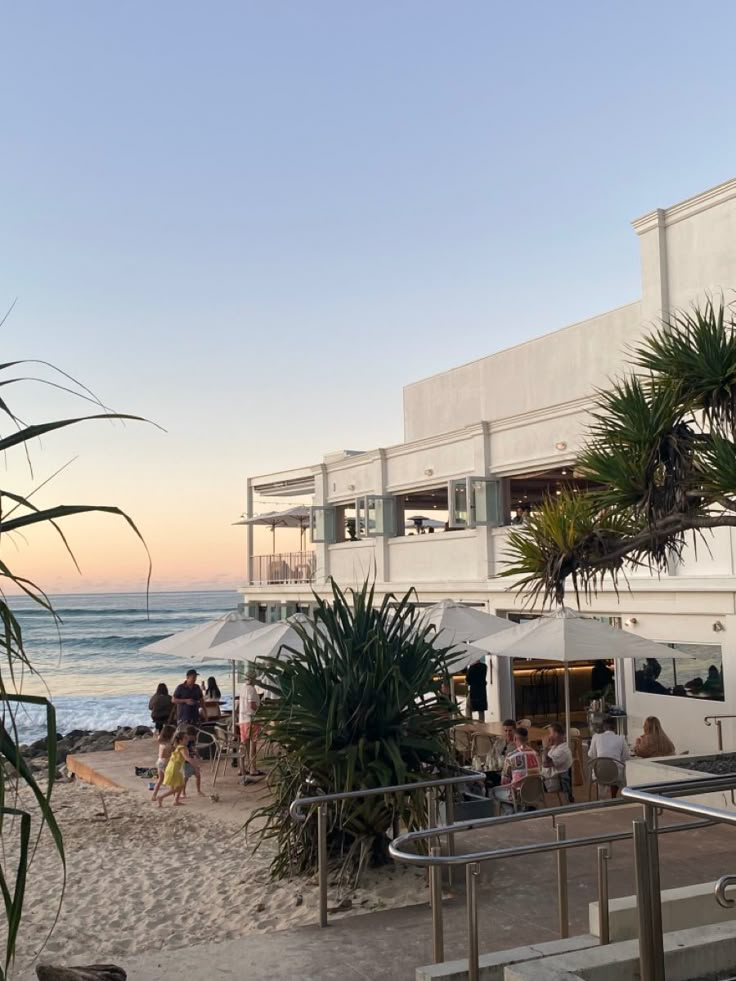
[249,579,459,885]
[502,297,736,606]
[0,341,148,979]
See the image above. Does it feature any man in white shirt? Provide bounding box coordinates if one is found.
[238,669,263,778]
[588,717,630,796]
[542,723,574,802]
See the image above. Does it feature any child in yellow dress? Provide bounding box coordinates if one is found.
[155,734,191,807]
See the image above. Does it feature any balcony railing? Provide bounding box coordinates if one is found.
[250,551,316,585]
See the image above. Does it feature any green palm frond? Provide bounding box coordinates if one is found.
[579,378,703,529]
[248,578,458,882]
[500,490,641,606]
[632,296,736,431]
[0,353,149,977]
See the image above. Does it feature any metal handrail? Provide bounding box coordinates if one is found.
[390,775,732,981]
[289,768,485,931]
[618,778,736,981]
[704,714,736,751]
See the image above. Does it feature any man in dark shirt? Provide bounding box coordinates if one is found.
[172,669,204,725]
[465,658,488,722]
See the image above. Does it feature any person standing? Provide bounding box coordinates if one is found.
[465,658,488,722]
[172,669,204,725]
[238,669,264,778]
[148,682,173,732]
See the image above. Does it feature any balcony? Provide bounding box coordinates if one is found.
[250,551,316,585]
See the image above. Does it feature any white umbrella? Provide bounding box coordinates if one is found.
[473,606,693,741]
[211,613,313,664]
[234,505,311,553]
[140,611,264,737]
[405,515,445,531]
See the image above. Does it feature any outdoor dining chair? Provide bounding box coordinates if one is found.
[590,757,622,800]
[454,728,472,764]
[212,725,242,786]
[471,732,495,764]
[512,774,546,812]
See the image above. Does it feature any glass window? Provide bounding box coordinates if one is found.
[634,644,724,701]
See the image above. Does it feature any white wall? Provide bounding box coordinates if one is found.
[402,302,642,442]
[327,541,376,587]
[387,531,479,583]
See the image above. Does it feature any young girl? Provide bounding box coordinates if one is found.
[151,724,176,802]
[181,725,205,798]
[155,733,192,807]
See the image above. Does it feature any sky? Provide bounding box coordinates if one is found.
[2,0,736,594]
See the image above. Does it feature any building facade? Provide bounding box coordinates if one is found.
[240,177,736,755]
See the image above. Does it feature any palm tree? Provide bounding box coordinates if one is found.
[0,346,148,979]
[502,297,736,606]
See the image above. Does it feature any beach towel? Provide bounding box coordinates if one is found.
[163,746,186,789]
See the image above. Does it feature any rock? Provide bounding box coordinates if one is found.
[64,729,91,743]
[134,725,152,737]
[36,965,126,981]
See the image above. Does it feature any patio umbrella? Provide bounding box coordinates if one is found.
[421,599,513,668]
[211,613,314,665]
[234,505,311,553]
[140,611,263,737]
[405,515,445,532]
[473,606,693,741]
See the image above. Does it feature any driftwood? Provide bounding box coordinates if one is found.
[36,966,126,981]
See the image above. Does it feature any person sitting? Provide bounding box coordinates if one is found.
[633,716,675,758]
[510,506,524,525]
[492,727,541,812]
[541,722,574,802]
[588,716,630,797]
[702,664,724,698]
[148,683,173,733]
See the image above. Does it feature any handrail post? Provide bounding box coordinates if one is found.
[556,823,569,939]
[634,819,654,981]
[429,846,444,963]
[445,787,456,889]
[466,862,480,981]
[717,719,724,752]
[644,805,665,981]
[318,803,328,928]
[597,846,610,945]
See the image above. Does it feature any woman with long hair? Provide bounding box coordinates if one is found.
[148,682,173,732]
[634,716,675,758]
[204,676,221,700]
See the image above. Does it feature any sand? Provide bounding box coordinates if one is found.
[4,780,429,980]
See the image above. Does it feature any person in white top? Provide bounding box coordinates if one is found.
[588,717,630,796]
[542,722,574,802]
[238,669,263,778]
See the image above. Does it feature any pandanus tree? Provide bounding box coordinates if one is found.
[502,297,736,606]
[0,337,148,979]
[250,579,458,885]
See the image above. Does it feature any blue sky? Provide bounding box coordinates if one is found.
[2,1,736,591]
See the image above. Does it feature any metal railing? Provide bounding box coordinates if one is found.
[289,769,485,929]
[250,551,315,585]
[622,774,736,980]
[389,776,733,981]
[704,714,736,751]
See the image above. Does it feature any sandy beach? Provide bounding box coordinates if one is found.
[5,779,429,980]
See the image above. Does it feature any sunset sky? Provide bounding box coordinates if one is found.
[3,1,736,594]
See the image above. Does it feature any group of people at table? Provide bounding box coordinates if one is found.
[464,715,676,811]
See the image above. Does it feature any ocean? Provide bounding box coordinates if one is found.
[5,590,240,742]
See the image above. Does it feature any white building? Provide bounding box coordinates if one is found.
[240,177,736,755]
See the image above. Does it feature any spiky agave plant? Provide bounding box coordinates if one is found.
[0,346,149,978]
[249,579,458,884]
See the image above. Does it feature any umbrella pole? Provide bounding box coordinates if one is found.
[564,663,571,745]
[232,661,237,741]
